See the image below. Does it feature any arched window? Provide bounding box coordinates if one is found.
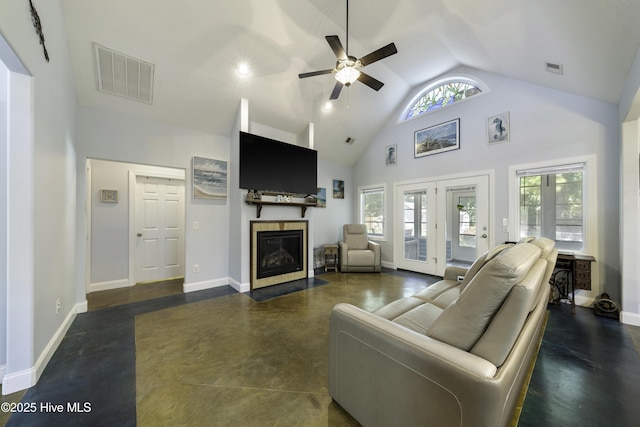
[402,77,486,121]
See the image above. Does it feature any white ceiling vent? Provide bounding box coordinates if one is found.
[93,43,154,104]
[545,62,563,75]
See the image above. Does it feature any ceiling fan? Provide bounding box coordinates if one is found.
[298,0,397,100]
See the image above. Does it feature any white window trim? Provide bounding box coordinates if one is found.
[508,155,597,256]
[358,183,387,241]
[397,73,491,124]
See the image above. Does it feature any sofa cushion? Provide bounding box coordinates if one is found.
[460,244,513,292]
[348,249,374,266]
[470,258,546,366]
[426,243,541,351]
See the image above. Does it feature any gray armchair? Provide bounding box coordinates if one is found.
[339,224,381,272]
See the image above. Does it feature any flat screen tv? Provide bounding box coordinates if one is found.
[239,131,318,195]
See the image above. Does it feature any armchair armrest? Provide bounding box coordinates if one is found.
[367,240,381,265]
[443,266,469,282]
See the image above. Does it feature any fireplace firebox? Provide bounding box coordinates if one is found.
[257,230,303,279]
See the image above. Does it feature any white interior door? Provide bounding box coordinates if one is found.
[135,176,185,283]
[395,174,490,276]
[395,182,438,275]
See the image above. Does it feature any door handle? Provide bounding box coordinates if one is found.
[481,234,487,238]
[137,233,142,237]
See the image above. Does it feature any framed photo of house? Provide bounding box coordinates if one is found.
[487,112,510,144]
[414,118,460,158]
[192,156,228,199]
[100,189,118,203]
[385,144,397,166]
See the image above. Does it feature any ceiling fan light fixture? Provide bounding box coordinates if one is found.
[335,66,360,86]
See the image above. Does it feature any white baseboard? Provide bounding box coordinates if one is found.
[183,277,231,293]
[88,278,130,293]
[2,367,35,395]
[621,311,640,327]
[381,261,395,269]
[2,302,79,395]
[228,277,250,293]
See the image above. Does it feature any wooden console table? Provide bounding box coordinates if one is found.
[550,253,595,312]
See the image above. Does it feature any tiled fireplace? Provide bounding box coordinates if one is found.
[250,221,308,289]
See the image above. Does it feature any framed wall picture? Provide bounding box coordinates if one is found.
[192,156,228,199]
[100,189,118,203]
[414,118,460,158]
[488,112,510,144]
[333,180,344,199]
[316,187,327,207]
[385,144,397,166]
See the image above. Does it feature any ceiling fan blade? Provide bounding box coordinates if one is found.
[357,72,384,91]
[329,81,344,100]
[325,35,347,60]
[298,69,334,79]
[358,43,398,67]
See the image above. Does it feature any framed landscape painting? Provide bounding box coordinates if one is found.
[414,118,460,158]
[192,156,228,199]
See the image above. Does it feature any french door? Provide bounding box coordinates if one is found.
[395,175,490,276]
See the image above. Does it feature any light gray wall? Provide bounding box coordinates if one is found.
[75,107,230,290]
[314,158,353,247]
[354,66,620,303]
[0,0,78,379]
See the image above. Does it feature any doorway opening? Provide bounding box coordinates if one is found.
[86,159,186,309]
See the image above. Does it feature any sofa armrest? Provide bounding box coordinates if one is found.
[443,266,469,282]
[329,303,503,426]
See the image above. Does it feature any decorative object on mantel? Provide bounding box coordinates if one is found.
[192,156,227,199]
[385,144,397,166]
[488,112,510,144]
[29,0,49,62]
[414,118,460,158]
[100,189,118,203]
[333,180,345,199]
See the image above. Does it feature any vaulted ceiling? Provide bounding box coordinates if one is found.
[59,0,640,165]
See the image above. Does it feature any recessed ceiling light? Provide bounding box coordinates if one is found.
[237,63,250,76]
[323,102,333,111]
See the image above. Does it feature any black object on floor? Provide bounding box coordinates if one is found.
[248,277,329,302]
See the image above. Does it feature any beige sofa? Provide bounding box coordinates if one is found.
[329,238,557,427]
[339,224,381,272]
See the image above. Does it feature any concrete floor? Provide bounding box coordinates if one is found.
[3,270,640,426]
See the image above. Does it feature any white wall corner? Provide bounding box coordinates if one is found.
[621,310,640,327]
[2,367,36,395]
[228,277,250,293]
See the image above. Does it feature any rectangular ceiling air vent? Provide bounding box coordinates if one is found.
[545,62,563,75]
[93,43,154,104]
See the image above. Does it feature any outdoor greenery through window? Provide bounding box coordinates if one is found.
[361,187,384,238]
[405,81,482,120]
[518,164,584,251]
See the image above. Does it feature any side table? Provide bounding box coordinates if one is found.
[324,244,339,272]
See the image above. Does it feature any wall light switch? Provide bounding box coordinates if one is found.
[193,221,199,230]
[502,218,509,233]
